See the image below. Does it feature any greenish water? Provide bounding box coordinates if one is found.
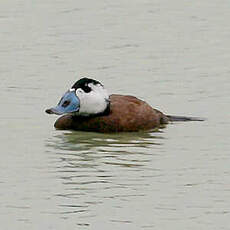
[1,0,230,229]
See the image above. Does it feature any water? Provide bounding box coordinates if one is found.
[1,0,230,229]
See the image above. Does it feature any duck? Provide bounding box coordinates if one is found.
[46,77,204,133]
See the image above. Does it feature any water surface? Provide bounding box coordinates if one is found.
[1,0,230,229]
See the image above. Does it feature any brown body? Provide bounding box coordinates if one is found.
[54,94,169,132]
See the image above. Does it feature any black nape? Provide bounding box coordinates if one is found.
[71,77,102,93]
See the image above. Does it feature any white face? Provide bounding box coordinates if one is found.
[75,83,109,116]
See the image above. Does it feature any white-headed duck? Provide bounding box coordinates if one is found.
[46,77,204,132]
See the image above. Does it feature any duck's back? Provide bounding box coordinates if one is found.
[54,94,169,132]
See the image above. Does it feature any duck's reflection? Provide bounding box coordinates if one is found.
[46,130,165,221]
[47,130,164,167]
[49,130,164,151]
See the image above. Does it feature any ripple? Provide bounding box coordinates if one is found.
[45,130,165,219]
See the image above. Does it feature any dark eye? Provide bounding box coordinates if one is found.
[62,100,70,107]
[82,85,91,93]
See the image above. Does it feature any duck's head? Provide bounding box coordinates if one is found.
[46,77,110,116]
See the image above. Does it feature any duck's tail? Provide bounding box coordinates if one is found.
[166,115,205,122]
